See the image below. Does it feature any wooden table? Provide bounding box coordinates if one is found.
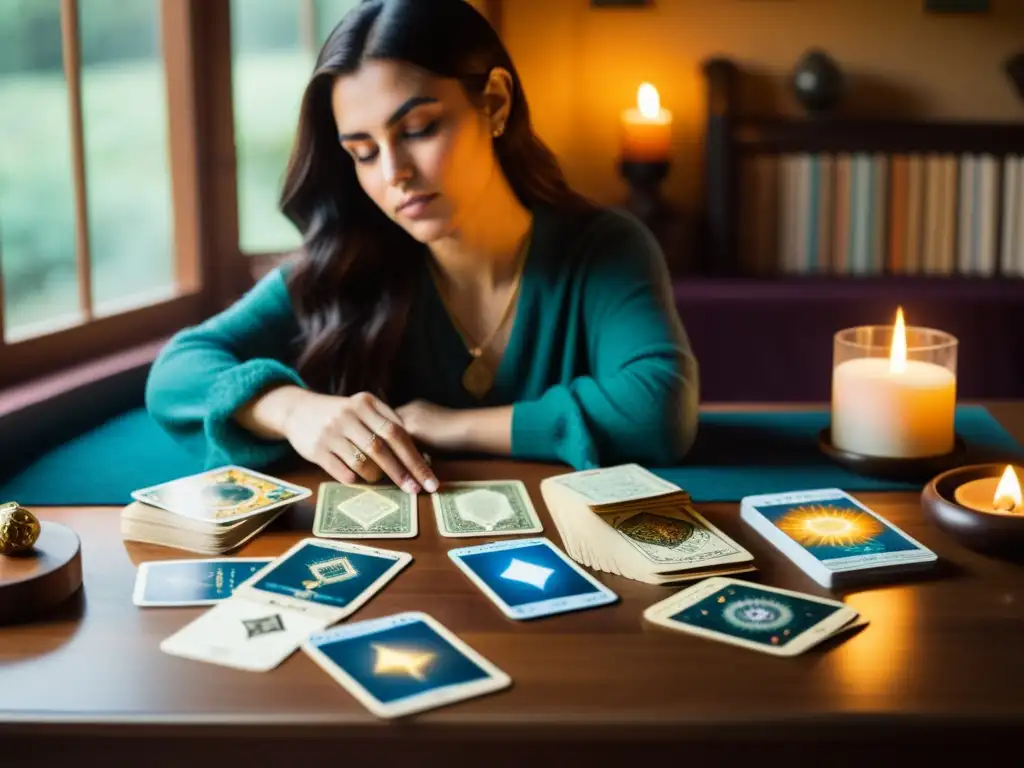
[3,403,1024,766]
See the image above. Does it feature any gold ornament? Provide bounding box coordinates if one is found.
[429,228,532,399]
[0,501,41,555]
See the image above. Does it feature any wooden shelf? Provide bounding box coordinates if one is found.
[673,274,1024,302]
[734,118,1024,156]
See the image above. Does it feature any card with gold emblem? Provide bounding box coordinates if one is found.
[302,611,511,718]
[232,537,412,622]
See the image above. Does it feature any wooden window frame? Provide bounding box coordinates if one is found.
[0,0,249,390]
[0,0,505,391]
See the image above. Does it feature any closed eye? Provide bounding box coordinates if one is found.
[404,119,440,139]
[348,119,442,165]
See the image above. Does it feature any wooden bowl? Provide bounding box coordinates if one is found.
[0,521,83,624]
[819,428,966,482]
[921,464,1024,559]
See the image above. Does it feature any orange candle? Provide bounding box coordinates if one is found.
[621,82,672,163]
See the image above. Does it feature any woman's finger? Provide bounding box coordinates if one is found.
[318,449,360,485]
[330,434,384,484]
[344,410,421,493]
[360,402,437,492]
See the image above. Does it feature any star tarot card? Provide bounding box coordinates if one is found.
[302,611,511,718]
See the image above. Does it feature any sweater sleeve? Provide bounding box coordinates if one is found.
[144,267,308,469]
[511,211,699,470]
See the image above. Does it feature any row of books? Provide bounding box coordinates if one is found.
[739,151,1024,277]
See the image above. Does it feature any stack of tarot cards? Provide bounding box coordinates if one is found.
[539,464,755,585]
[740,488,938,588]
[121,466,312,555]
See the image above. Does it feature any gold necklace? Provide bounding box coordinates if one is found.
[430,230,532,399]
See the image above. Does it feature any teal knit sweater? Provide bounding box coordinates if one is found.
[145,205,699,471]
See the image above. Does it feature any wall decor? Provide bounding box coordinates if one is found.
[790,49,845,116]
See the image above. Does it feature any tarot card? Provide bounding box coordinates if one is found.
[432,480,543,538]
[741,488,937,587]
[160,597,328,672]
[131,465,311,524]
[233,538,412,622]
[643,577,862,657]
[547,464,680,507]
[604,506,753,568]
[302,611,511,718]
[133,557,272,607]
[448,537,618,620]
[313,482,417,539]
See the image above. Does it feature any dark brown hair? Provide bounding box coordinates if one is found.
[280,0,593,397]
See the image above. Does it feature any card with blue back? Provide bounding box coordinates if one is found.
[447,537,618,620]
[233,537,413,622]
[302,611,511,718]
[133,558,272,607]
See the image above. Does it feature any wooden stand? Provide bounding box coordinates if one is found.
[0,521,83,624]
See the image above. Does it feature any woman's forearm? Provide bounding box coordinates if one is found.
[455,405,514,455]
[233,384,309,440]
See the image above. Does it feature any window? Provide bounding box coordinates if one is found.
[0,0,233,388]
[230,0,359,255]
[0,0,500,390]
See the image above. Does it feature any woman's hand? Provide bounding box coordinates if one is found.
[283,391,438,493]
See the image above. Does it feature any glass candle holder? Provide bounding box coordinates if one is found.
[831,324,958,459]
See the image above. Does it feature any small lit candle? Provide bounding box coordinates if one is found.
[954,465,1024,515]
[832,307,957,458]
[621,83,672,163]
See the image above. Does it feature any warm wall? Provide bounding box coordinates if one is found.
[497,0,1024,212]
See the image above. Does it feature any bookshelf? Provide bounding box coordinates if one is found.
[699,56,1024,280]
[679,57,1024,401]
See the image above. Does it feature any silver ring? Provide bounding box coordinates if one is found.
[351,449,367,465]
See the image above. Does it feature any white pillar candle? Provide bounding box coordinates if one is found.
[831,357,956,458]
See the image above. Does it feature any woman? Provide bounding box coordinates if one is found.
[146,0,698,496]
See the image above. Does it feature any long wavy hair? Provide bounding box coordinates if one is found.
[280,0,593,398]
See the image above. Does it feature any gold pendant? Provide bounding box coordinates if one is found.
[462,357,494,399]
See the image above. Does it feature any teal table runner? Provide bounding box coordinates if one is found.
[2,405,1021,506]
[653,405,1023,501]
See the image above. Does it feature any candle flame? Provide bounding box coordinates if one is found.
[993,465,1022,512]
[889,306,907,374]
[637,83,660,119]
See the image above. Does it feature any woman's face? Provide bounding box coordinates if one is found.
[331,59,499,243]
